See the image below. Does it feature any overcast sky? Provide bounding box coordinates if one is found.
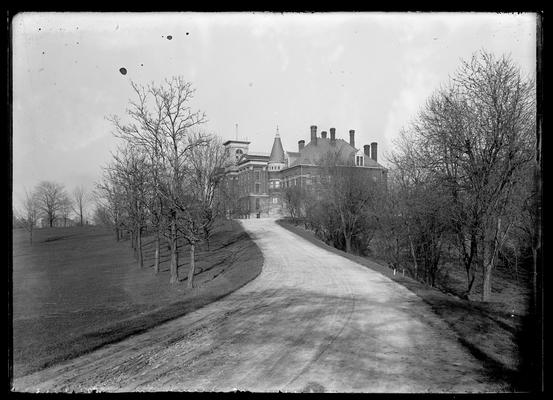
[12,12,536,212]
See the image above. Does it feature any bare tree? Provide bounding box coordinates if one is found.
[175,133,230,288]
[107,145,151,269]
[20,188,39,244]
[95,168,127,241]
[108,76,208,284]
[72,186,88,226]
[34,181,69,228]
[395,51,535,301]
[294,150,384,255]
[59,193,74,227]
[321,160,382,254]
[185,132,230,249]
[283,185,303,223]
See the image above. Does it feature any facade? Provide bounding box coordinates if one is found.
[222,125,388,218]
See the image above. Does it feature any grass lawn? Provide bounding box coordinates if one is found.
[276,219,535,392]
[11,220,263,378]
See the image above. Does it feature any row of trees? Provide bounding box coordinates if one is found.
[285,51,537,302]
[388,51,536,301]
[16,181,89,244]
[94,77,230,288]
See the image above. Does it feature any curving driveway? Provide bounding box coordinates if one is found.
[13,218,501,392]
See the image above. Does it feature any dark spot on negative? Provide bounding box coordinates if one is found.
[167,35,172,40]
[140,63,144,67]
[119,67,127,75]
[186,32,189,35]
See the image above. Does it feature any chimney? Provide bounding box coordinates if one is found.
[330,127,336,142]
[349,130,355,148]
[298,140,305,151]
[370,142,378,162]
[310,125,317,145]
[364,144,371,157]
[321,131,327,139]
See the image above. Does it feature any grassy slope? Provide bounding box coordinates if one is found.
[276,219,533,391]
[12,220,263,378]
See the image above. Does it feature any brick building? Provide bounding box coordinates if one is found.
[222,125,387,218]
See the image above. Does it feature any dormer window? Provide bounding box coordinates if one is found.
[355,155,364,166]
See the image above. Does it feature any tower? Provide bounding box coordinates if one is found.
[223,139,250,166]
[268,126,286,172]
[267,126,286,217]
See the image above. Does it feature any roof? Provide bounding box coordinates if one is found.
[237,153,269,165]
[222,139,251,146]
[269,134,286,163]
[289,137,384,168]
[286,151,300,167]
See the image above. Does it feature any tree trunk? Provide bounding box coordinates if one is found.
[466,270,476,296]
[154,233,160,274]
[482,261,493,301]
[137,227,143,269]
[481,241,494,302]
[408,235,418,280]
[169,218,178,284]
[187,244,196,289]
[482,219,501,302]
[344,233,352,254]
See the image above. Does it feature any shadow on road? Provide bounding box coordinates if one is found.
[171,286,509,392]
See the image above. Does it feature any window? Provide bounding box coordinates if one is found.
[272,197,278,204]
[255,183,260,194]
[255,198,260,210]
[356,155,364,166]
[275,181,281,188]
[235,149,243,162]
[255,171,260,181]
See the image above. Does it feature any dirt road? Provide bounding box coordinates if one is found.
[13,218,501,392]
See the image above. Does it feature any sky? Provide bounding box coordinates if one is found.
[12,12,537,213]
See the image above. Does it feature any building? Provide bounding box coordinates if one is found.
[222,124,388,218]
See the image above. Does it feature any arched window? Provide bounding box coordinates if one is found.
[235,149,243,161]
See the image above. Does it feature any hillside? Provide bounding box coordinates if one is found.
[11,221,263,378]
